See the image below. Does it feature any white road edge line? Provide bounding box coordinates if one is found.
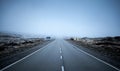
[73,46,120,71]
[60,56,63,59]
[0,44,49,71]
[61,66,64,71]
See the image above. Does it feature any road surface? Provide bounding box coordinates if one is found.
[1,39,120,71]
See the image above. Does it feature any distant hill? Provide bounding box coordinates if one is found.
[0,32,22,38]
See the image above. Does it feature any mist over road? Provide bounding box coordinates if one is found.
[1,39,119,71]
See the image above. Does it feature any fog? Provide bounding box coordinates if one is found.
[0,0,120,37]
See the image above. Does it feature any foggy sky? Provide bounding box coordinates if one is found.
[0,0,120,37]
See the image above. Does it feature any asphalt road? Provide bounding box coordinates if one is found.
[1,39,120,71]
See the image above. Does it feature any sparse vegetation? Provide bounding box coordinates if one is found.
[0,33,46,58]
[67,36,120,68]
[0,33,54,69]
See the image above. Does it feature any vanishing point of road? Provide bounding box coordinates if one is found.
[1,39,120,71]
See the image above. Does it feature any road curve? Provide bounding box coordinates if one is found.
[1,39,119,71]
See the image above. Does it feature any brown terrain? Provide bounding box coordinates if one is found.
[0,33,46,58]
[0,33,52,69]
[68,36,120,68]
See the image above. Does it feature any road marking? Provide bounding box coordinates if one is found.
[60,56,63,59]
[60,48,62,54]
[73,45,120,71]
[61,66,64,71]
[0,44,50,71]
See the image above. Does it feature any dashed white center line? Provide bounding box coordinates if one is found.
[60,47,64,71]
[60,47,62,54]
[61,66,65,71]
[60,56,63,59]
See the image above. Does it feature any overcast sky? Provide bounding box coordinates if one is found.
[0,0,120,37]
